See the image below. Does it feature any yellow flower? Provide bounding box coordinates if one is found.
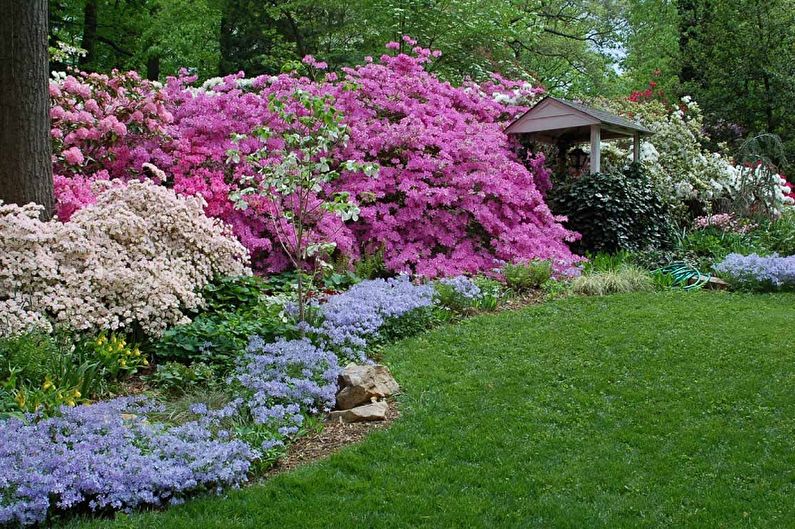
[14,391,26,408]
[65,399,75,407]
[142,358,149,366]
[119,359,127,368]
[72,389,82,399]
[42,377,54,391]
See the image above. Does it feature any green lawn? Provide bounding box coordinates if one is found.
[63,292,795,529]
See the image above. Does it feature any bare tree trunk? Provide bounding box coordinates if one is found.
[0,0,54,218]
[147,54,161,81]
[79,0,98,68]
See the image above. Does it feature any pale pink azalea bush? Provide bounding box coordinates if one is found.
[0,181,249,338]
[50,44,580,277]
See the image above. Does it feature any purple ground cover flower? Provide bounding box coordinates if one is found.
[714,253,795,289]
[307,276,435,362]
[438,276,483,300]
[235,337,339,443]
[0,397,256,526]
[0,278,435,525]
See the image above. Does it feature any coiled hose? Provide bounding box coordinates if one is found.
[656,262,711,290]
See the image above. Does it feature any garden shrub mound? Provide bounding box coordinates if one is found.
[48,41,580,277]
[60,292,795,529]
[0,181,249,338]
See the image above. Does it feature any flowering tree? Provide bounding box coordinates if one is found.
[227,90,377,319]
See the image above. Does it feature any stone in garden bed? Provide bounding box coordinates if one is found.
[328,401,389,423]
[336,364,399,410]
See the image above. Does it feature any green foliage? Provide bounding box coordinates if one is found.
[51,0,222,80]
[673,227,761,271]
[354,248,390,280]
[752,210,795,256]
[677,0,795,160]
[154,303,293,370]
[549,164,674,254]
[502,260,553,291]
[145,361,218,395]
[202,275,273,313]
[650,269,679,290]
[432,283,467,313]
[0,332,125,415]
[582,251,633,273]
[571,265,654,296]
[471,277,503,311]
[321,271,361,293]
[377,308,439,345]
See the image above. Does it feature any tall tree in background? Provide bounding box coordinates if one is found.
[677,0,795,158]
[0,0,54,217]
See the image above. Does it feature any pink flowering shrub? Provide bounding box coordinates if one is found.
[50,44,580,277]
[0,181,249,338]
[49,70,173,220]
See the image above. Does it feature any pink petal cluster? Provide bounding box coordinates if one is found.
[50,45,580,277]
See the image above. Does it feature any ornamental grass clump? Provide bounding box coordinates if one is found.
[713,253,795,291]
[0,180,250,338]
[572,266,654,296]
[503,260,553,291]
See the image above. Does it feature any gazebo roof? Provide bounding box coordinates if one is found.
[505,96,653,144]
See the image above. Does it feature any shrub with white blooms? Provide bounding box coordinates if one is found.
[599,96,793,217]
[0,180,250,337]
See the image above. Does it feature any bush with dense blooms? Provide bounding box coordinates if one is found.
[599,96,794,217]
[49,70,173,220]
[0,276,445,525]
[714,253,795,291]
[49,42,579,277]
[0,180,249,338]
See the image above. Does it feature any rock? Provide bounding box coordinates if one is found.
[687,276,730,290]
[336,364,399,410]
[328,401,388,423]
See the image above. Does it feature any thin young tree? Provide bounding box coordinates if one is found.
[0,0,54,218]
[227,90,377,321]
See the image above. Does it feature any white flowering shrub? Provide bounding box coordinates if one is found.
[599,96,793,217]
[0,180,250,337]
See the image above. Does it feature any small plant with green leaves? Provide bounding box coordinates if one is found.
[145,361,218,395]
[227,90,378,321]
[503,260,553,291]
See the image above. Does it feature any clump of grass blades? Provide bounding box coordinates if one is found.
[572,265,654,296]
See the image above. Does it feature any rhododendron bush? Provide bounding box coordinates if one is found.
[49,42,579,277]
[0,181,249,338]
[598,95,794,217]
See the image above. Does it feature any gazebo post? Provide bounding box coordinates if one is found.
[590,124,601,174]
[633,131,640,162]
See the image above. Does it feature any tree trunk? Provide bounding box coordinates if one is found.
[219,1,234,75]
[79,0,97,68]
[147,54,161,81]
[0,0,54,218]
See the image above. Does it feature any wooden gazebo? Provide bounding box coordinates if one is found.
[505,96,653,174]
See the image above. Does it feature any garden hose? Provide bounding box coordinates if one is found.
[656,262,711,290]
